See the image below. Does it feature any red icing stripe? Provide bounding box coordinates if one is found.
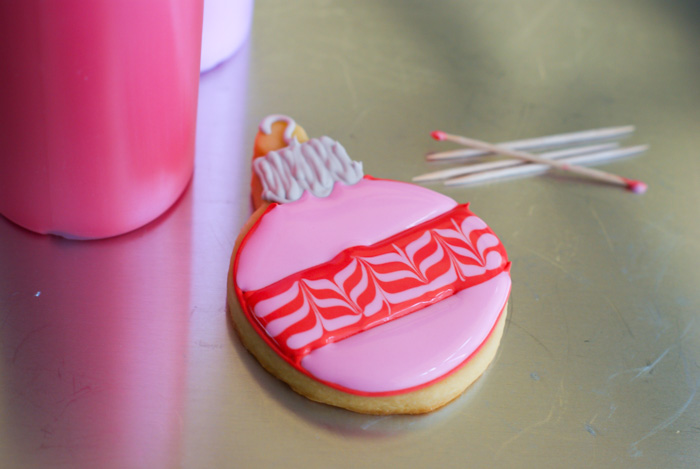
[239,204,509,365]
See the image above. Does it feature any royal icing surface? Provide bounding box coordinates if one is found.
[301,272,511,393]
[243,204,508,363]
[236,178,458,291]
[253,136,363,203]
[234,116,511,397]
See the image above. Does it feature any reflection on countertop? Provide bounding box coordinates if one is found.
[0,190,191,468]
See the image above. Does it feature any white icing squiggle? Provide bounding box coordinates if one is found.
[253,137,364,203]
[259,115,298,144]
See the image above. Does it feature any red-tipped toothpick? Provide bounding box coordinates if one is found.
[444,145,649,187]
[426,125,635,162]
[431,131,647,194]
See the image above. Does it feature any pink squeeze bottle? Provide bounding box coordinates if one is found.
[0,0,203,239]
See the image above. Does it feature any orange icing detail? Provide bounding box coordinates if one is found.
[251,121,309,209]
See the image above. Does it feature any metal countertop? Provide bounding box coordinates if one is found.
[2,1,699,467]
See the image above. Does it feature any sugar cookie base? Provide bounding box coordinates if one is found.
[226,203,508,415]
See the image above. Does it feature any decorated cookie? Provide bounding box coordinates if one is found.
[227,115,511,414]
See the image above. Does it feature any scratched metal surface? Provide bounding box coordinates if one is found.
[1,1,699,467]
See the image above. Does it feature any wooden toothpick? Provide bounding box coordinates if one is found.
[431,131,647,193]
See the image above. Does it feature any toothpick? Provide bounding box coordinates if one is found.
[432,131,647,193]
[444,145,649,188]
[427,125,635,162]
[413,143,619,182]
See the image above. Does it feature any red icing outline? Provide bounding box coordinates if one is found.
[232,184,511,397]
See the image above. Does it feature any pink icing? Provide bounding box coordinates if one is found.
[242,205,508,363]
[300,272,511,393]
[236,178,457,291]
[234,174,511,396]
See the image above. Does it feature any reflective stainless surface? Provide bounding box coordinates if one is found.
[2,1,699,467]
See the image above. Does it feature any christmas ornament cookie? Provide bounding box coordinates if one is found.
[227,115,511,414]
